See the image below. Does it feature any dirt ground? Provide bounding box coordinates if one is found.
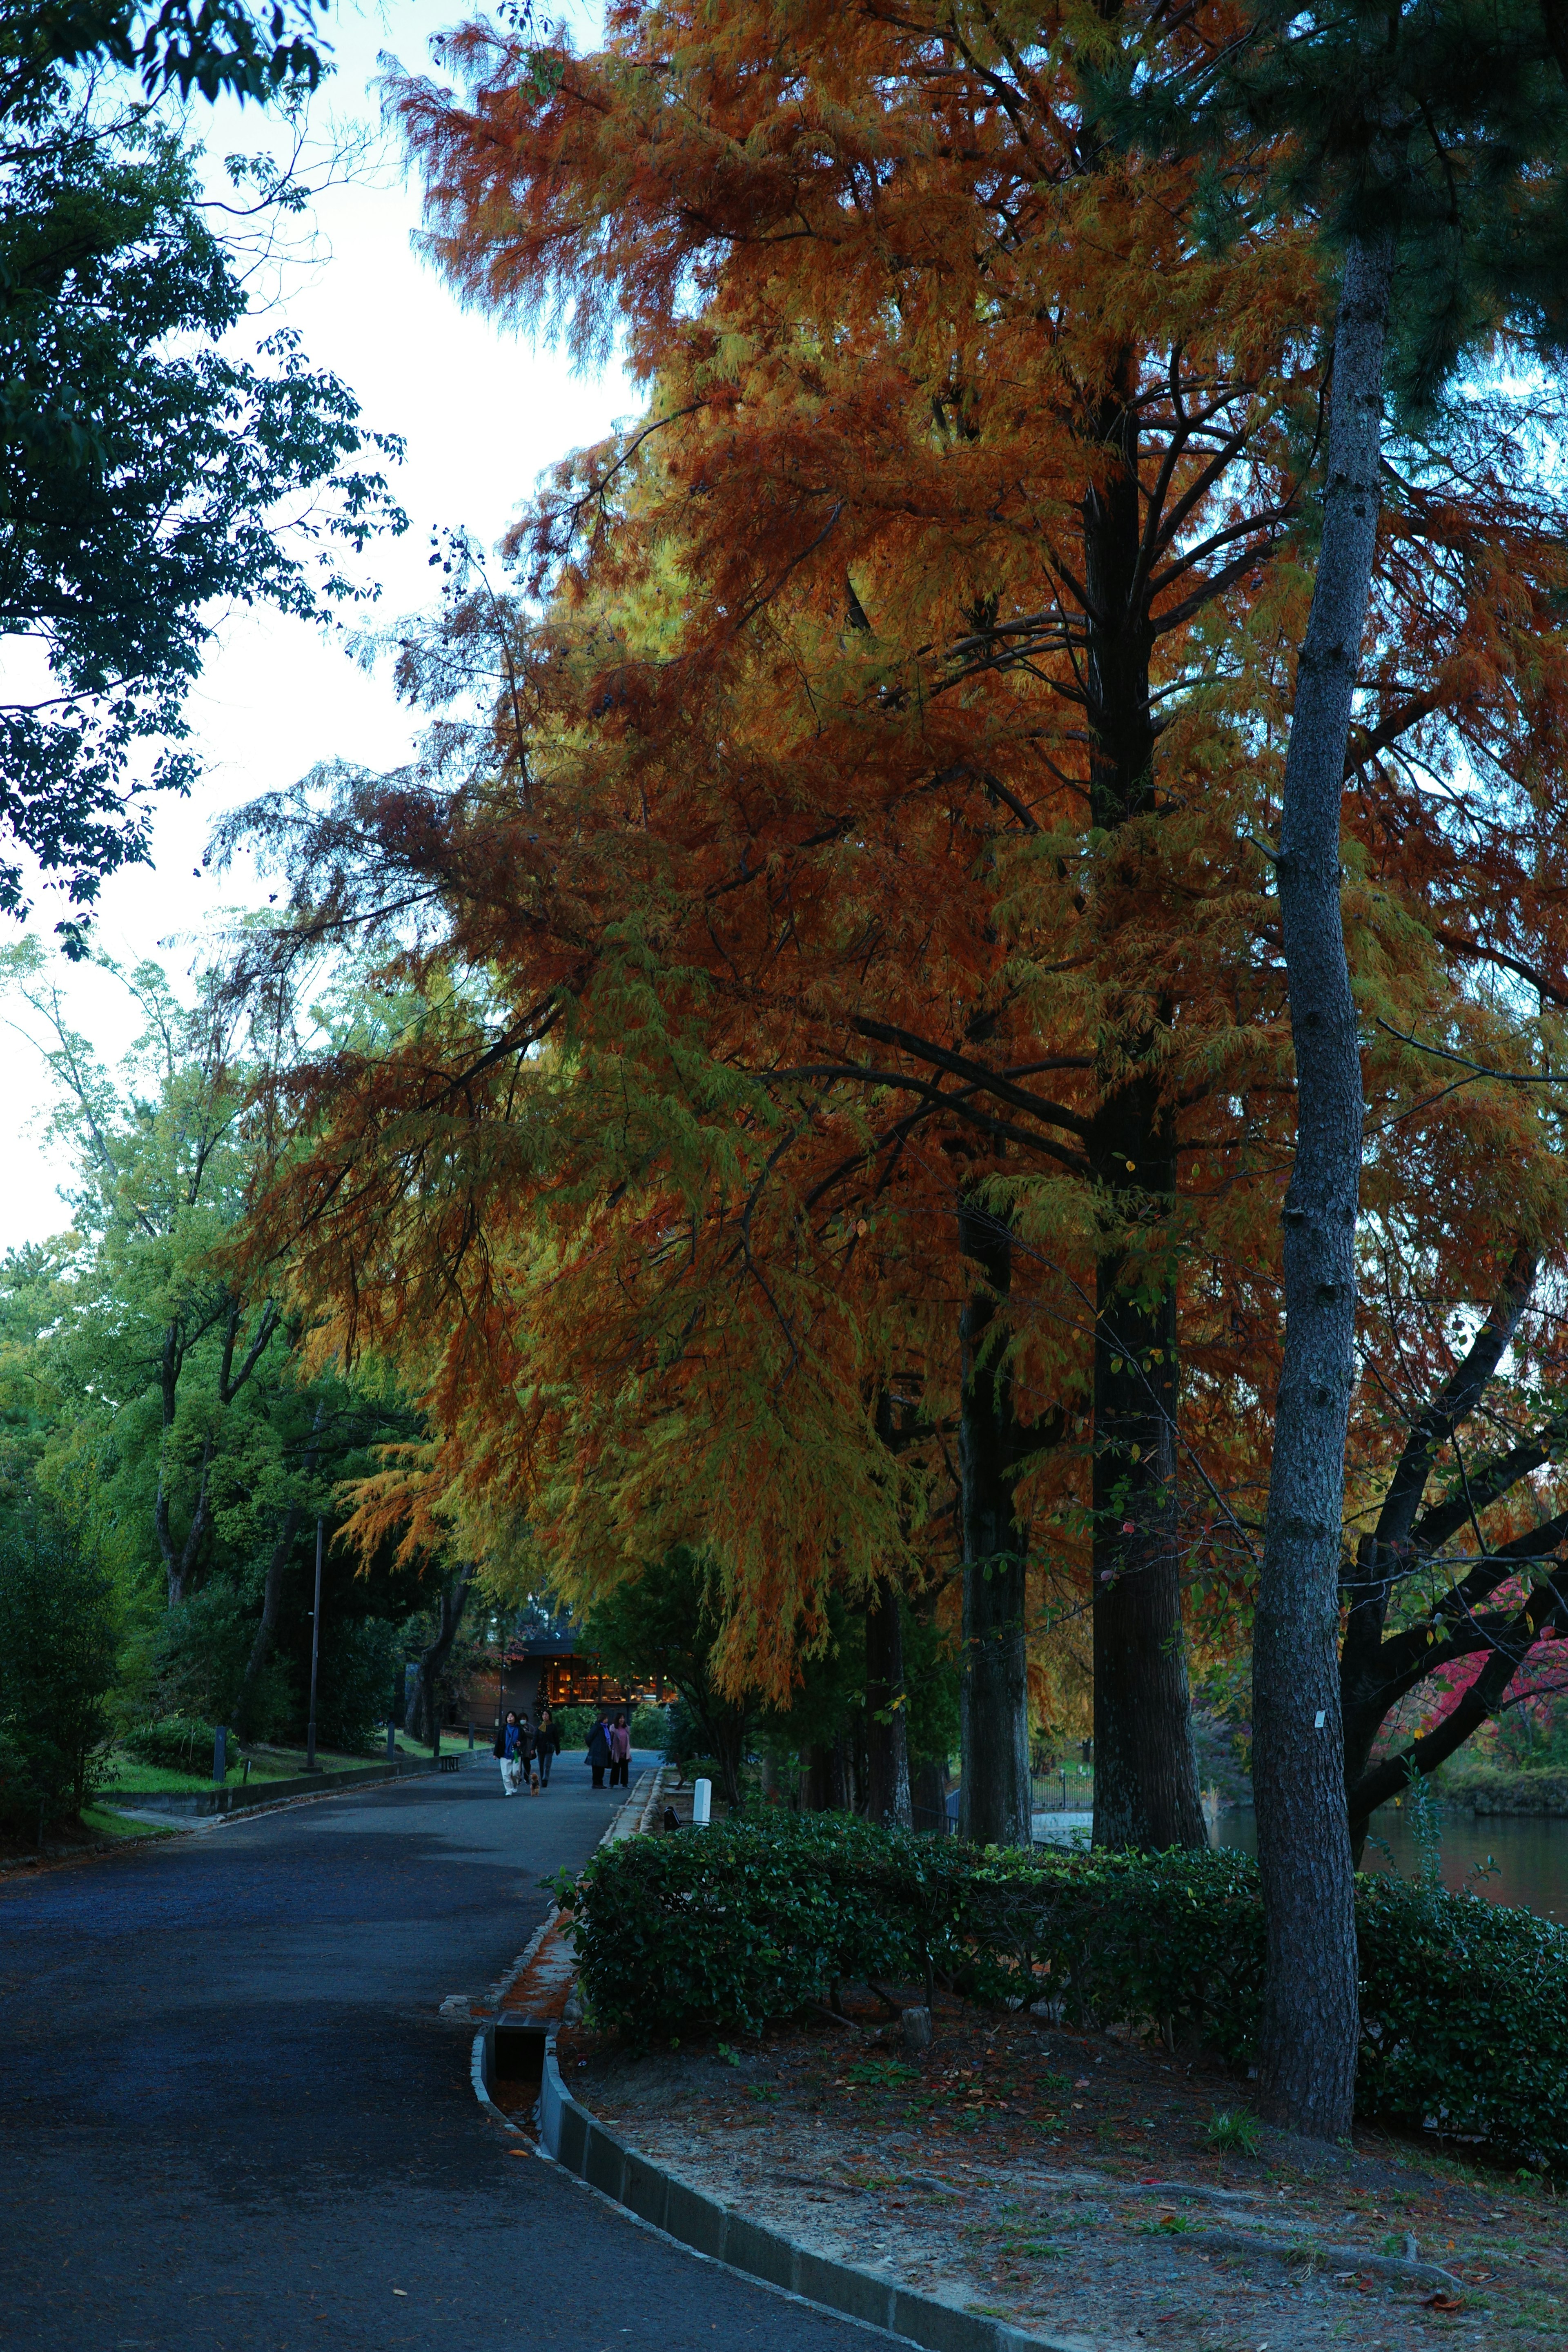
[550,1991,1568,2352]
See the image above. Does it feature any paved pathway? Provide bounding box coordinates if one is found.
[0,1757,867,2352]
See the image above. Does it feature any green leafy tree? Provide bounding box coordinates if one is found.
[0,941,425,1742]
[583,1547,753,1804]
[0,1507,119,1831]
[11,0,329,106]
[0,72,403,934]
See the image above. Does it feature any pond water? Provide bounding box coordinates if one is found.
[1216,1807,1568,1924]
[1031,1803,1568,1923]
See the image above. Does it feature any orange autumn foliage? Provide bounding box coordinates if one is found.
[229,2,1568,1803]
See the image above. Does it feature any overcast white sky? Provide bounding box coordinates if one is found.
[0,0,626,1248]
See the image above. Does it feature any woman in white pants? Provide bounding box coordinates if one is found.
[498,1710,524,1795]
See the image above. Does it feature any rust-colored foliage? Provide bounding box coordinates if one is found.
[232,2,1568,1797]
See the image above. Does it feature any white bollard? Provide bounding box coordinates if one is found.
[692,1775,712,1827]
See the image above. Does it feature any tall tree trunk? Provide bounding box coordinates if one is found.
[864,1575,912,1829]
[158,1430,213,1609]
[804,1741,836,1810]
[957,1196,1031,1846]
[1254,233,1393,2140]
[405,1562,476,1743]
[1082,373,1205,1853]
[711,1711,749,1809]
[911,1756,950,1834]
[236,1503,303,1737]
[236,1402,327,1738]
[1091,1208,1204,1850]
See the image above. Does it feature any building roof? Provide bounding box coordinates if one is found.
[503,1635,592,1664]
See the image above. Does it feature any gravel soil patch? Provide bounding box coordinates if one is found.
[552,1994,1568,2352]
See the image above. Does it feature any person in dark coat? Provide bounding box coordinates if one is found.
[535,1708,561,1788]
[498,1710,524,1797]
[586,1714,611,1788]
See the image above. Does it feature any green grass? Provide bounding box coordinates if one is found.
[96,1742,388,1796]
[390,1729,474,1758]
[1030,1766,1095,1808]
[91,1727,475,1801]
[78,1804,181,1841]
[1203,2107,1261,2156]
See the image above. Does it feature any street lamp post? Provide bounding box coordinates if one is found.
[305,1517,323,1772]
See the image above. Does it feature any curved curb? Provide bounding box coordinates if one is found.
[480,1772,1434,2349]
[11,1748,483,1879]
[121,1753,449,1818]
[532,2038,1102,2352]
[470,1763,1462,2345]
[470,1765,1102,2349]
[464,1765,664,2125]
[0,1821,187,1878]
[528,2051,1466,2339]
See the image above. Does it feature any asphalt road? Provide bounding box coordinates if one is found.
[0,1757,869,2352]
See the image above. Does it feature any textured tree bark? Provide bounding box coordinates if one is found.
[864,1575,913,1829]
[405,1562,475,1744]
[1091,1223,1205,1851]
[957,1196,1031,1846]
[1254,233,1393,2140]
[1082,373,1205,1854]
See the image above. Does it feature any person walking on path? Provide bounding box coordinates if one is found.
[586,1714,611,1788]
[535,1707,561,1788]
[498,1710,525,1796]
[608,1712,631,1789]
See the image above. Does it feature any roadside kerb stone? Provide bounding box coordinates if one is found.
[478,1768,1103,2352]
[533,2040,1096,2352]
[0,1822,184,1877]
[120,1753,449,1817]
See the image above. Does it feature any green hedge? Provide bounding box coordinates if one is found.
[551,1815,1568,2178]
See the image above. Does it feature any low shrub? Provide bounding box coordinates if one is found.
[630,1702,670,1748]
[552,1815,1568,2178]
[554,1814,914,2039]
[1356,1871,1568,2174]
[122,1714,225,1775]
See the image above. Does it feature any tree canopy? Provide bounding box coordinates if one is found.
[0,72,404,935]
[225,0,1568,1860]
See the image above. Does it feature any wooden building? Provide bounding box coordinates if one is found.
[452,1616,670,1734]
